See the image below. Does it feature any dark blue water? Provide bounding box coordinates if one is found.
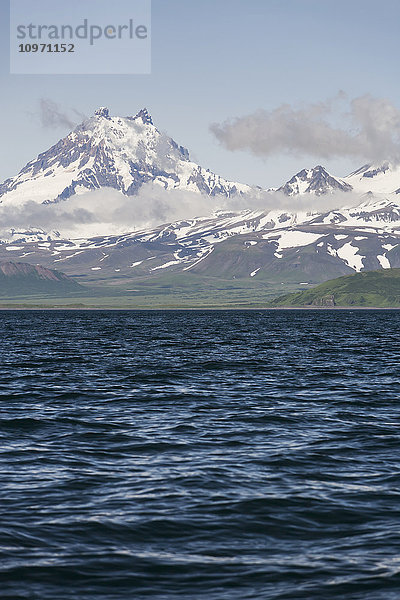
[1,310,400,600]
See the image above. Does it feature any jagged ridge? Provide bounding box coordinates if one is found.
[278,165,352,196]
[0,107,251,206]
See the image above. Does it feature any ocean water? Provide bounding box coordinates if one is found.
[1,309,400,600]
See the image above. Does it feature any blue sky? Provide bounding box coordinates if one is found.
[1,0,400,187]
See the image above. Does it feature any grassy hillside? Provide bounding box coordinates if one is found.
[0,261,84,296]
[269,268,400,308]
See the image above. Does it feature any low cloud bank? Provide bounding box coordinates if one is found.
[0,183,364,241]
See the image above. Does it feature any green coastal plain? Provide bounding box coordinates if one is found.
[1,269,400,309]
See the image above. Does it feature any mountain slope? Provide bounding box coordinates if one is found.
[344,162,400,195]
[0,107,252,206]
[0,261,83,295]
[269,268,400,307]
[3,210,400,289]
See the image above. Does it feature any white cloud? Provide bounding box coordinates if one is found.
[210,93,400,164]
[0,183,363,241]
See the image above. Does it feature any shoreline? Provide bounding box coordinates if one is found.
[0,305,399,311]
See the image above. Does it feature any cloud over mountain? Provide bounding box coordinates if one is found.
[0,182,361,240]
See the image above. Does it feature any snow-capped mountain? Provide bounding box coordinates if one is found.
[1,202,400,288]
[2,169,400,287]
[0,107,252,206]
[3,105,400,291]
[278,165,352,196]
[278,161,400,198]
[344,162,400,195]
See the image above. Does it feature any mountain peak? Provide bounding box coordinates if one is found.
[279,165,352,196]
[134,107,153,125]
[94,107,110,119]
[0,105,251,207]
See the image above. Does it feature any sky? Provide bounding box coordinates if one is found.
[1,0,400,188]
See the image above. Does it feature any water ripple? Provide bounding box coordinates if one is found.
[0,309,400,599]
